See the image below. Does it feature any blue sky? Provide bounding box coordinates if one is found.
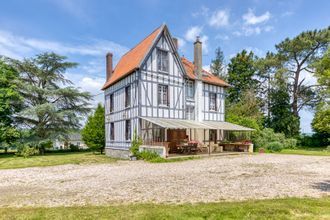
[1,0,329,132]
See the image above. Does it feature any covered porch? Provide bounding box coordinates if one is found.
[139,117,254,158]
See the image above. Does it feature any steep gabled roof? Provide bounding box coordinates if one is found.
[102,25,163,90]
[181,57,230,87]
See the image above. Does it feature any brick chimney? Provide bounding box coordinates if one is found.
[194,36,202,80]
[172,37,178,50]
[106,52,113,81]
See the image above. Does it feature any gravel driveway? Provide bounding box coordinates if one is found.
[0,154,329,207]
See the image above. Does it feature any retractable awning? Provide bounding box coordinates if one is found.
[139,117,254,131]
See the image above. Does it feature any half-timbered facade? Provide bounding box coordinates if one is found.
[102,24,253,158]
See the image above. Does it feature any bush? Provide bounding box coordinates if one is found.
[253,128,297,151]
[139,150,161,161]
[283,138,297,149]
[130,130,143,157]
[69,143,80,152]
[16,145,38,158]
[266,141,283,152]
[298,133,330,148]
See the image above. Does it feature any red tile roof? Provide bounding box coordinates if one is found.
[102,25,229,90]
[102,26,162,90]
[181,57,229,87]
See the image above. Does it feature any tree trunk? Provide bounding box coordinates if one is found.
[4,147,8,154]
[292,69,300,117]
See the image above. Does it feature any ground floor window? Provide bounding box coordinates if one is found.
[125,120,131,140]
[110,123,114,140]
[186,106,195,120]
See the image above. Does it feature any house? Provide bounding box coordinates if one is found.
[102,24,254,159]
[53,133,87,150]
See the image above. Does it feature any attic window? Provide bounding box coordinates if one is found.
[157,49,169,72]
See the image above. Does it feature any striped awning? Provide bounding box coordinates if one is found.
[139,117,254,131]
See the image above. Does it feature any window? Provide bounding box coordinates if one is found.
[186,81,194,98]
[110,94,114,113]
[158,85,169,106]
[186,106,195,120]
[125,120,131,140]
[157,49,169,72]
[125,86,131,107]
[110,123,114,140]
[209,93,217,111]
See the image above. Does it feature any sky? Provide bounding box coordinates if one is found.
[0,0,329,133]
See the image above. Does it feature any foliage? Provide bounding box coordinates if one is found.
[6,52,91,146]
[266,72,300,137]
[266,141,283,152]
[227,50,259,103]
[16,145,38,158]
[226,90,263,131]
[139,150,161,161]
[1,198,330,219]
[274,27,330,117]
[82,103,105,153]
[283,138,297,149]
[298,133,330,147]
[210,47,226,79]
[129,130,143,157]
[69,143,80,152]
[0,60,22,147]
[252,128,292,149]
[312,103,330,134]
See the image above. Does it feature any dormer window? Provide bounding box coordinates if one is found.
[157,49,169,72]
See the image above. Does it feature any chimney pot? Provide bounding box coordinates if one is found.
[106,52,113,81]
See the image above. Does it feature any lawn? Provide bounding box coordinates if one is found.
[0,152,117,169]
[0,197,329,220]
[279,147,330,156]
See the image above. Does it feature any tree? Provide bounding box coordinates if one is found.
[274,27,330,117]
[311,48,330,135]
[7,52,91,154]
[227,50,259,103]
[82,103,105,153]
[226,89,264,131]
[266,73,300,137]
[0,59,22,152]
[312,103,330,134]
[210,47,226,78]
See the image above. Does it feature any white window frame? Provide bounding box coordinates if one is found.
[209,92,217,111]
[158,84,169,106]
[157,48,169,73]
[186,81,194,98]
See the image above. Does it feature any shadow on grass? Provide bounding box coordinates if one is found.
[312,180,330,192]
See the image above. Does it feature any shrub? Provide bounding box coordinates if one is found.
[130,130,143,157]
[69,143,80,152]
[139,150,161,161]
[283,138,297,149]
[326,146,330,152]
[16,145,38,158]
[266,141,283,152]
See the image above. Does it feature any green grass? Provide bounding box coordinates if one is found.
[0,197,329,219]
[278,147,330,156]
[0,152,117,169]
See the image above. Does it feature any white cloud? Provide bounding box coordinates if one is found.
[0,29,128,60]
[184,26,209,54]
[242,9,271,25]
[184,26,203,42]
[215,34,230,41]
[208,10,230,28]
[203,65,210,72]
[192,6,210,18]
